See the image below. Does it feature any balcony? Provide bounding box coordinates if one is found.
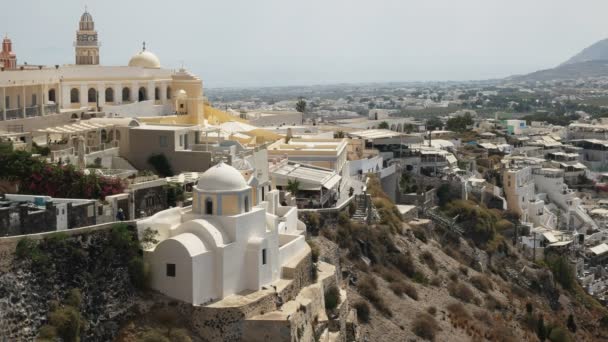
[5,108,21,120]
[25,106,40,117]
[45,104,58,114]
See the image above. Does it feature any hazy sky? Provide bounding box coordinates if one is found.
[3,0,608,87]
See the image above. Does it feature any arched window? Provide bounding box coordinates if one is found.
[166,86,172,100]
[88,88,97,103]
[205,197,213,215]
[48,89,56,103]
[105,88,114,102]
[244,196,249,213]
[100,129,107,142]
[122,87,131,102]
[138,87,147,102]
[70,88,79,103]
[155,87,160,100]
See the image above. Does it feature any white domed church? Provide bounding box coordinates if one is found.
[138,162,308,305]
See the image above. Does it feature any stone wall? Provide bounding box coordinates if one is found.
[176,250,314,342]
[133,185,168,219]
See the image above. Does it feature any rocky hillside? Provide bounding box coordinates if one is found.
[308,176,608,342]
[0,224,144,341]
[510,38,608,82]
[562,39,608,66]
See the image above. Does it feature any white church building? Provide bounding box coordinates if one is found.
[137,162,309,305]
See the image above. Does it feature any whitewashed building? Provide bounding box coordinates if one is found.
[137,162,308,305]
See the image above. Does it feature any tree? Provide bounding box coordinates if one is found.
[286,179,300,197]
[537,315,547,341]
[426,117,443,131]
[378,121,389,129]
[446,112,474,132]
[334,130,345,138]
[296,98,307,113]
[567,314,577,333]
[147,154,173,177]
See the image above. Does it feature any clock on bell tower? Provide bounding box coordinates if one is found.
[74,8,99,65]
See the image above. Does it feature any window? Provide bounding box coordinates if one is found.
[70,88,79,103]
[262,249,267,265]
[155,87,160,100]
[48,89,56,103]
[31,94,37,106]
[88,88,97,103]
[179,135,183,146]
[17,95,21,108]
[244,196,249,213]
[105,88,114,102]
[166,263,176,277]
[205,197,213,215]
[138,87,147,102]
[166,86,172,100]
[122,87,131,102]
[159,135,168,148]
[4,96,9,109]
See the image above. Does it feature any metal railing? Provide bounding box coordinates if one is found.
[5,108,21,120]
[45,104,58,114]
[25,106,40,117]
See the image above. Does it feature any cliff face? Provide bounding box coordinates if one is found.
[0,225,141,341]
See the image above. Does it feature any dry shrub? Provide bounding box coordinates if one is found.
[430,276,442,287]
[389,281,418,300]
[374,265,401,283]
[357,275,392,316]
[488,323,518,342]
[353,301,370,323]
[412,313,440,341]
[427,306,437,316]
[510,283,528,299]
[412,226,428,243]
[459,265,469,276]
[448,281,477,304]
[473,309,493,327]
[484,294,504,311]
[447,302,471,328]
[420,250,438,273]
[390,252,417,278]
[470,274,493,293]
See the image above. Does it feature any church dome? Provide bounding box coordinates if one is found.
[80,11,93,22]
[128,50,161,69]
[197,162,248,192]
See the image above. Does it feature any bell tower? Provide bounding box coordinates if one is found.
[74,8,99,65]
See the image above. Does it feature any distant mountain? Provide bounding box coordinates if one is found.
[509,60,608,82]
[561,38,608,65]
[509,38,608,81]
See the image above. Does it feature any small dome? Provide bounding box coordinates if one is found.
[232,158,253,171]
[128,50,161,69]
[81,11,93,22]
[197,162,248,192]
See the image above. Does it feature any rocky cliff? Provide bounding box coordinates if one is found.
[0,224,142,341]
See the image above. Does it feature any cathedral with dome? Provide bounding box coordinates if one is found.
[0,8,207,124]
[137,162,309,305]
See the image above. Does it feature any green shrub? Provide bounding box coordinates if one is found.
[324,285,340,311]
[412,313,440,341]
[308,239,320,263]
[48,306,84,342]
[353,301,370,323]
[548,326,572,342]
